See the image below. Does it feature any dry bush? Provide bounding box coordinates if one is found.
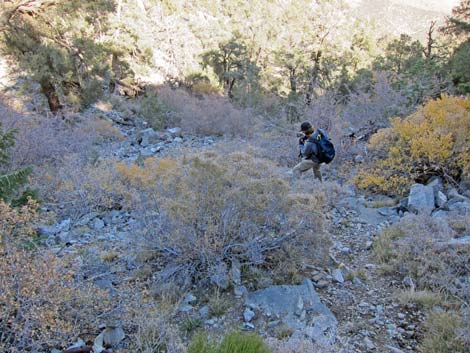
[1,100,123,170]
[141,86,254,137]
[342,71,409,130]
[127,151,328,289]
[419,310,466,353]
[373,214,469,301]
[131,316,185,353]
[37,157,127,218]
[355,95,470,196]
[0,202,112,353]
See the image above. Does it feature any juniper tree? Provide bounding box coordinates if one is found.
[0,0,117,112]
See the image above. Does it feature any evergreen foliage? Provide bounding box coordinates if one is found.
[0,124,34,205]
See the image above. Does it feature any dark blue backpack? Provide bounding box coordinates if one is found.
[313,128,335,164]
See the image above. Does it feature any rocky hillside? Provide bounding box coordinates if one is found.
[349,0,458,39]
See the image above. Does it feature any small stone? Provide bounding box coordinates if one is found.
[93,218,105,231]
[199,305,210,318]
[386,346,406,353]
[332,269,344,284]
[294,296,304,317]
[365,241,373,250]
[243,322,255,330]
[184,294,197,304]
[397,313,406,320]
[167,127,182,137]
[179,304,194,313]
[243,308,255,322]
[173,137,183,143]
[363,337,375,350]
[435,191,447,208]
[234,285,248,298]
[354,155,364,163]
[205,318,217,326]
[340,246,350,254]
[314,280,329,288]
[403,276,414,288]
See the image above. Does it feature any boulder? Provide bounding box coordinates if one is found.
[435,191,447,208]
[167,127,182,137]
[245,279,337,346]
[138,128,166,147]
[408,184,435,215]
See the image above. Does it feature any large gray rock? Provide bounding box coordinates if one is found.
[408,184,435,215]
[245,279,337,346]
[138,128,166,147]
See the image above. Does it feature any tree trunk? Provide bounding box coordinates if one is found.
[305,51,322,106]
[40,78,62,113]
[289,68,297,93]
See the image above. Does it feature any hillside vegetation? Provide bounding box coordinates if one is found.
[0,1,469,353]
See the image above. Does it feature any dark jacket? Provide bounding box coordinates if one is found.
[302,134,321,163]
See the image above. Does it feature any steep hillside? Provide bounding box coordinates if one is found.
[350,0,457,40]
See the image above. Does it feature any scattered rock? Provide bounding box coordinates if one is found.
[244,308,256,322]
[199,305,210,318]
[184,293,197,304]
[408,183,435,215]
[332,269,345,284]
[234,285,248,298]
[167,127,182,137]
[386,345,406,353]
[245,279,337,346]
[435,191,447,208]
[354,155,364,163]
[231,259,242,286]
[403,276,414,288]
[92,218,105,231]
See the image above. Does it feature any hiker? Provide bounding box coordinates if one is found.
[289,121,335,181]
[291,121,323,182]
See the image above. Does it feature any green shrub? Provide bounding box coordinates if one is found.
[137,91,172,130]
[188,332,272,353]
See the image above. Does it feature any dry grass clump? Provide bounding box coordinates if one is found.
[129,151,328,290]
[373,214,469,300]
[419,310,466,353]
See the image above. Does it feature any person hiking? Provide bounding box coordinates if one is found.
[291,121,323,182]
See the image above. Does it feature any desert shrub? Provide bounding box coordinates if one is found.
[131,151,327,289]
[142,86,254,137]
[136,91,172,130]
[419,310,466,353]
[131,316,185,353]
[355,95,470,196]
[373,214,469,301]
[1,101,122,170]
[188,332,271,353]
[0,202,111,353]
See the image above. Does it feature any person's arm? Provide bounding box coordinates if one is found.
[303,139,317,159]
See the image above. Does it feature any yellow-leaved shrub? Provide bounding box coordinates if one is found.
[355,95,470,196]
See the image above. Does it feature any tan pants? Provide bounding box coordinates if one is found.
[293,159,322,182]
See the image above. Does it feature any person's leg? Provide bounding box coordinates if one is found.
[293,159,314,177]
[312,162,322,182]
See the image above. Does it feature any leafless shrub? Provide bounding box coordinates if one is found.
[374,214,469,302]
[130,151,328,289]
[342,71,410,130]
[0,99,122,170]
[143,86,255,137]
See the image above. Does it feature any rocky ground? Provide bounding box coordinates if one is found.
[33,109,470,353]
